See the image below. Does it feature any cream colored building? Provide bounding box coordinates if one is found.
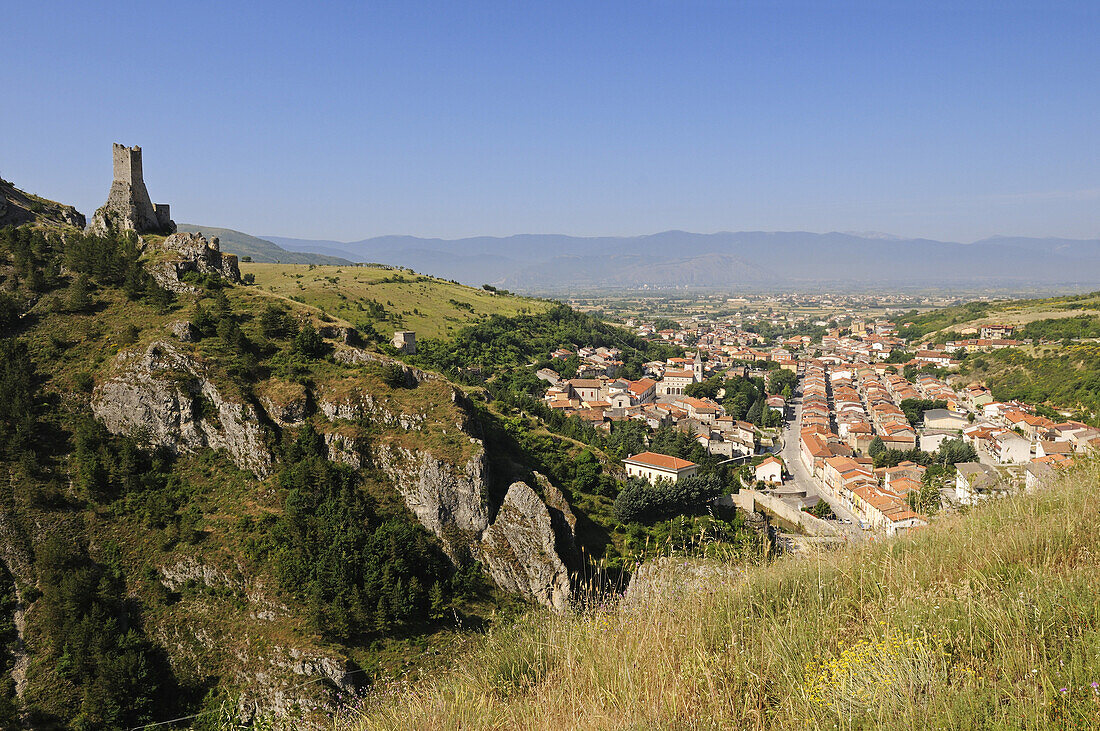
[623,451,699,484]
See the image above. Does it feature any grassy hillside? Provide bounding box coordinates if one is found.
[897,291,1100,340]
[958,344,1100,420]
[244,263,551,340]
[347,459,1100,730]
[176,224,352,265]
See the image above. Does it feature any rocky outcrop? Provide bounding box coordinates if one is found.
[375,444,491,558]
[91,341,272,477]
[317,381,426,431]
[481,482,572,612]
[169,320,197,342]
[256,379,309,428]
[338,374,573,610]
[323,431,367,469]
[0,178,85,229]
[333,345,437,385]
[535,472,580,569]
[149,231,241,293]
[374,441,575,610]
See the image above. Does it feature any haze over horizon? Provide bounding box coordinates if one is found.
[5,0,1099,242]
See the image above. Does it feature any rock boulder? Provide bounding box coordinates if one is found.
[481,482,573,612]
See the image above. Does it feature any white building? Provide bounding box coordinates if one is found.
[623,452,699,484]
[755,456,783,484]
[658,369,696,396]
[992,431,1031,464]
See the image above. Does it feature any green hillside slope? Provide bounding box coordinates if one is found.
[0,226,527,724]
[177,224,352,265]
[245,262,551,340]
[351,460,1100,730]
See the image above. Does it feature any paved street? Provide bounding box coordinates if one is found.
[777,388,867,541]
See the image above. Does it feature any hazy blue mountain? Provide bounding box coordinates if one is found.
[177,225,352,265]
[260,231,1100,292]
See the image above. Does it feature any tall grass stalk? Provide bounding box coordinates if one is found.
[342,458,1100,729]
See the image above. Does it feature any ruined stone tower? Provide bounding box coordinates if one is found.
[89,144,175,235]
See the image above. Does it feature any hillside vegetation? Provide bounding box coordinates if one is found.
[0,225,544,725]
[896,290,1100,340]
[346,459,1100,730]
[0,221,766,724]
[244,263,550,341]
[959,344,1100,419]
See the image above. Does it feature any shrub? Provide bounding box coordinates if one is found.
[381,363,409,388]
[293,323,327,357]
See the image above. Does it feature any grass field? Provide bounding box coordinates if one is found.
[340,458,1100,730]
[243,263,551,340]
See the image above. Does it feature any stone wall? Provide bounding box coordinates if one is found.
[732,489,839,537]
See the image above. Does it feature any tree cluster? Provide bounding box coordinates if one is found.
[613,474,725,524]
[412,304,679,383]
[243,427,465,640]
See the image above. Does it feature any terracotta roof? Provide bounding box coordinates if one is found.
[624,451,698,471]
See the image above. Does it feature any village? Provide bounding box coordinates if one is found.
[536,311,1099,542]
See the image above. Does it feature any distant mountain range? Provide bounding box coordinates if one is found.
[260,231,1100,292]
[177,225,352,266]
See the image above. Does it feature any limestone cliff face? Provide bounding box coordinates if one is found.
[256,379,309,428]
[374,443,491,557]
[91,341,272,477]
[481,482,573,612]
[149,232,241,293]
[332,345,437,386]
[374,445,575,611]
[91,337,574,610]
[317,380,427,432]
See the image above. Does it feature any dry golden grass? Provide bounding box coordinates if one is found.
[339,458,1100,730]
[242,263,549,340]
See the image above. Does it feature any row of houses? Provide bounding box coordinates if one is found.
[797,361,930,535]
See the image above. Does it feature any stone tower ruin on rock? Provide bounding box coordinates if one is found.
[90,144,176,236]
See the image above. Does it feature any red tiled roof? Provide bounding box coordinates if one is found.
[624,451,698,471]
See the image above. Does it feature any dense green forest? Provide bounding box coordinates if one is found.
[410,305,680,382]
[240,425,476,642]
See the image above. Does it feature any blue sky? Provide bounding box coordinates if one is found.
[4,1,1099,241]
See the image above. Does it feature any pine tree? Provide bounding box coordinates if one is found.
[67,274,92,313]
